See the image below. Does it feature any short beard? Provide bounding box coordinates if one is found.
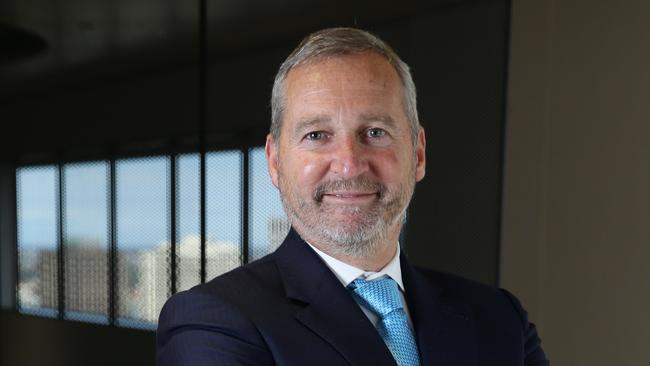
[279,175,411,260]
[316,205,407,260]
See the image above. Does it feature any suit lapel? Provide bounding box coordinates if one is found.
[401,254,478,366]
[273,230,479,365]
[274,229,396,366]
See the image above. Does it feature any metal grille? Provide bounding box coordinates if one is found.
[13,147,293,328]
[115,157,170,329]
[16,166,59,318]
[175,154,201,292]
[249,147,288,261]
[62,162,110,324]
[205,151,242,281]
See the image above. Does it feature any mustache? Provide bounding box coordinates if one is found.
[313,177,386,202]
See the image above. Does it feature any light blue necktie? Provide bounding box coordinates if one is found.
[349,277,421,366]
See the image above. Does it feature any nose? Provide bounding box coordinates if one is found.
[329,135,370,178]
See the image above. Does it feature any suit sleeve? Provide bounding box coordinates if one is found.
[156,290,274,366]
[500,289,550,366]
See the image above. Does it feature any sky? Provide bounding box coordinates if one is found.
[16,147,286,254]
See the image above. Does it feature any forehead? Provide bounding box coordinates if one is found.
[283,52,403,104]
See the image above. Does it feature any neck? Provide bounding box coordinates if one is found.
[295,225,401,272]
[331,241,398,272]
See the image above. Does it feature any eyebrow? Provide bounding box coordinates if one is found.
[359,113,397,128]
[293,115,332,136]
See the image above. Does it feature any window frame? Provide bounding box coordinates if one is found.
[10,144,285,330]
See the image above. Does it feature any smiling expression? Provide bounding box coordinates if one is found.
[266,52,426,258]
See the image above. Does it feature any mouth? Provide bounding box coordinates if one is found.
[314,178,385,203]
[320,191,379,203]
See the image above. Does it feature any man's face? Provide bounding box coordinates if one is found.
[266,52,426,256]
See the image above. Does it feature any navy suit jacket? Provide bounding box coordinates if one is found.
[157,229,549,365]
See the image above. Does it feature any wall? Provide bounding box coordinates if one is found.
[501,0,650,364]
[0,311,155,365]
[405,0,509,286]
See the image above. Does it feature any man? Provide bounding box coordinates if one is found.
[157,27,549,366]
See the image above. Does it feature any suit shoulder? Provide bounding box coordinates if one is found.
[157,257,279,365]
[413,267,522,315]
[169,253,286,320]
[414,268,499,299]
[198,254,282,296]
[157,291,274,366]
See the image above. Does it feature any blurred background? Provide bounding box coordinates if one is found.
[0,0,648,365]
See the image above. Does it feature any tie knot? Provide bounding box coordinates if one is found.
[349,277,403,318]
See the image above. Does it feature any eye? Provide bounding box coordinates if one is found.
[305,131,325,141]
[366,128,386,138]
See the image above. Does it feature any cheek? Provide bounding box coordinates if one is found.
[301,160,320,178]
[299,156,330,185]
[370,150,402,182]
[284,153,330,188]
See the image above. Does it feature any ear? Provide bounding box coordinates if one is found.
[414,127,426,182]
[265,134,280,188]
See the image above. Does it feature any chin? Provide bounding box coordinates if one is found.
[323,229,388,259]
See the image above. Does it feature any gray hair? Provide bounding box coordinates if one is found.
[270,27,420,144]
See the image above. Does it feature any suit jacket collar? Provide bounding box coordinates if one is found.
[274,229,396,366]
[401,254,478,366]
[273,228,478,366]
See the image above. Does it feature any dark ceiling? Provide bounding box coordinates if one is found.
[0,0,462,99]
[0,0,470,162]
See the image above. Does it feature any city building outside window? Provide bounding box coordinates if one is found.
[15,147,289,329]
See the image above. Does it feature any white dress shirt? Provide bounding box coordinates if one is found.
[306,242,413,329]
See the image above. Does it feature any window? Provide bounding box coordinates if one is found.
[175,154,201,293]
[115,157,170,328]
[17,166,59,318]
[15,147,288,329]
[205,151,242,281]
[63,162,110,324]
[249,148,288,261]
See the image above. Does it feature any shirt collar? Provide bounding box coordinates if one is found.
[306,242,405,292]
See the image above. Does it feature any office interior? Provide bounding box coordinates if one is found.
[1,0,648,365]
